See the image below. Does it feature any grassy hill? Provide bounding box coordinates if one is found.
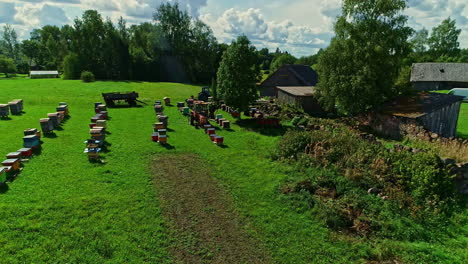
[0,79,466,263]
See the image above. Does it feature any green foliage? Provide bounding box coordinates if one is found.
[62,53,81,80]
[428,18,461,58]
[0,24,20,62]
[317,0,413,115]
[0,55,17,77]
[394,65,413,95]
[81,71,95,82]
[217,35,259,112]
[270,53,297,72]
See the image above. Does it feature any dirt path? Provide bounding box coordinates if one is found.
[151,154,271,264]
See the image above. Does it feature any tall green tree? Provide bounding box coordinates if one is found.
[270,53,297,72]
[428,18,461,59]
[0,55,17,77]
[317,0,413,115]
[0,25,20,62]
[21,39,40,68]
[217,36,259,112]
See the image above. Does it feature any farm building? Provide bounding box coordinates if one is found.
[367,92,464,138]
[30,71,59,79]
[259,64,318,97]
[411,63,468,91]
[276,86,324,115]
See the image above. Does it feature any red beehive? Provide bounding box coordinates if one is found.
[89,123,97,128]
[207,128,215,135]
[151,132,159,142]
[209,134,217,141]
[6,152,21,159]
[17,148,33,158]
[214,136,224,145]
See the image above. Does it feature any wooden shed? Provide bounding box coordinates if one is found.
[259,65,318,97]
[370,92,464,138]
[411,63,468,91]
[30,71,59,79]
[276,86,323,115]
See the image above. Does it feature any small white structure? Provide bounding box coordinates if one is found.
[30,71,59,79]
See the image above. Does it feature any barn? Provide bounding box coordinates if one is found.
[411,63,468,91]
[368,92,464,138]
[30,71,60,79]
[276,86,324,115]
[259,64,318,97]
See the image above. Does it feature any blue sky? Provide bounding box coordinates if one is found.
[1,0,467,57]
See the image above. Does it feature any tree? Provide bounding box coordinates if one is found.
[21,40,40,68]
[270,53,297,72]
[62,53,81,80]
[0,25,20,62]
[428,18,461,59]
[0,55,17,77]
[217,36,259,112]
[316,0,413,115]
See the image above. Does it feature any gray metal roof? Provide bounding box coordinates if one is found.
[411,63,468,83]
[277,86,316,97]
[30,71,59,75]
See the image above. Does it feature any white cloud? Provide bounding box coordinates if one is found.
[0,2,17,24]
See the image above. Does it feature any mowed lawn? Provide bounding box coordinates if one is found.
[458,103,468,138]
[0,79,466,263]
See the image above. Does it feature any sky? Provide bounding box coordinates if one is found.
[0,0,467,57]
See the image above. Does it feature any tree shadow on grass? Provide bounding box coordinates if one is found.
[235,118,290,137]
[0,117,12,121]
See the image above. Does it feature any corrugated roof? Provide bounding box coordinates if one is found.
[286,65,318,86]
[277,86,316,97]
[410,63,468,83]
[381,92,464,118]
[30,71,59,75]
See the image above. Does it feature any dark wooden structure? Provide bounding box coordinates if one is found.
[370,92,464,138]
[102,92,145,106]
[259,64,318,97]
[411,63,468,91]
[276,86,324,115]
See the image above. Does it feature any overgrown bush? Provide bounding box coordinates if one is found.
[63,53,82,80]
[276,122,462,239]
[81,71,95,82]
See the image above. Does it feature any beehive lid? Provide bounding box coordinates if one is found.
[2,159,19,164]
[59,102,67,105]
[8,101,18,105]
[18,148,32,152]
[23,135,38,140]
[40,118,50,122]
[158,129,167,132]
[152,132,159,136]
[97,120,106,124]
[0,104,8,107]
[159,135,167,138]
[48,113,58,116]
[0,167,6,173]
[1,166,11,173]
[7,152,21,157]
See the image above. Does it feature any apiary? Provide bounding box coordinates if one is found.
[163,97,171,105]
[48,113,59,127]
[0,104,10,117]
[151,132,159,142]
[23,135,40,148]
[2,159,20,171]
[17,148,33,158]
[40,118,54,133]
[214,136,224,146]
[8,101,21,115]
[6,152,21,159]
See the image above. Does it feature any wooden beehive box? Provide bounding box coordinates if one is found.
[151,132,159,142]
[6,152,21,159]
[222,120,231,129]
[158,135,167,144]
[163,97,171,105]
[158,115,168,127]
[8,101,21,115]
[96,120,106,128]
[157,129,167,136]
[17,148,33,158]
[40,118,54,132]
[23,135,40,148]
[0,104,10,117]
[2,159,20,171]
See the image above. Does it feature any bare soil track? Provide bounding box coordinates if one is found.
[151,154,271,264]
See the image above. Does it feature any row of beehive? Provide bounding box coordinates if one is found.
[152,100,169,144]
[0,99,24,117]
[221,104,240,118]
[0,129,41,183]
[40,103,69,133]
[85,103,108,161]
[181,100,225,145]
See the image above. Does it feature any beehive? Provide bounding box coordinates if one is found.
[24,128,37,136]
[163,97,171,105]
[2,159,20,171]
[56,112,64,123]
[207,128,215,135]
[96,120,107,128]
[183,107,190,115]
[151,132,159,142]
[155,100,162,105]
[23,135,40,148]
[158,135,167,144]
[158,115,169,127]
[187,99,194,108]
[89,123,97,129]
[177,102,185,108]
[218,118,226,126]
[40,118,54,132]
[214,136,224,145]
[157,129,167,136]
[0,104,10,117]
[17,148,33,158]
[154,105,164,114]
[203,124,212,131]
[222,120,231,129]
[216,114,223,121]
[153,122,165,130]
[0,166,6,183]
[8,101,21,115]
[6,152,21,159]
[12,99,23,111]
[209,134,217,141]
[48,113,59,127]
[94,102,103,108]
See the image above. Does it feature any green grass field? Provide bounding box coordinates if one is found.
[0,79,466,263]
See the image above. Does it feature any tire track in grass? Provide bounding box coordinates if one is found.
[151,153,271,264]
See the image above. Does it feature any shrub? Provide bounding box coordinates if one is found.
[81,71,95,82]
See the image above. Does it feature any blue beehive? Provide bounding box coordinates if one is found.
[23,135,40,148]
